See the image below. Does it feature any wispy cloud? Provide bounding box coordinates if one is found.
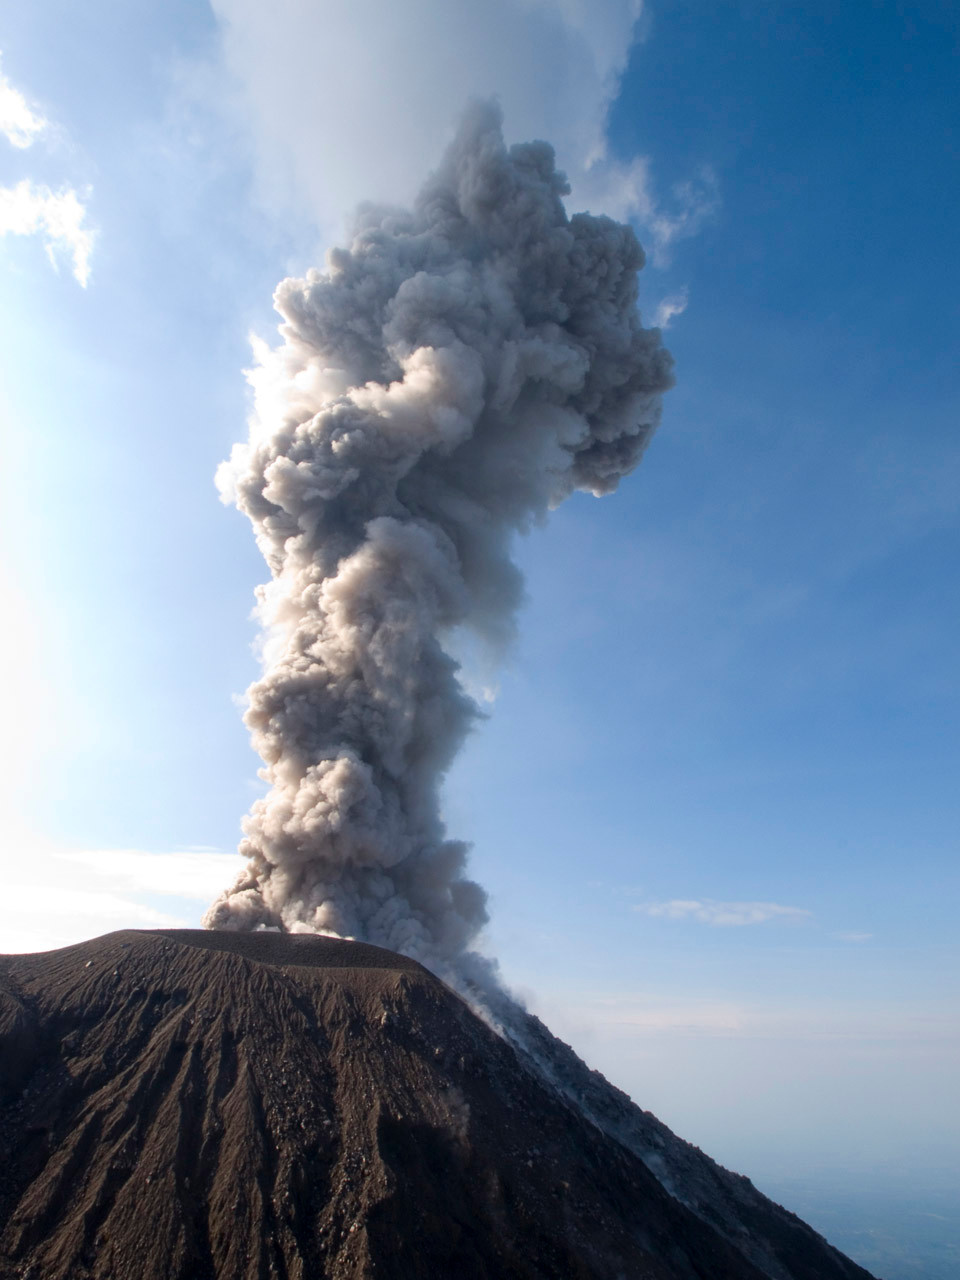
[635,898,812,927]
[595,997,747,1034]
[549,992,960,1045]
[832,930,873,943]
[57,848,241,900]
[653,288,688,329]
[0,180,95,285]
[654,169,721,259]
[0,56,95,285]
[0,53,47,148]
[2,842,241,954]
[582,158,719,265]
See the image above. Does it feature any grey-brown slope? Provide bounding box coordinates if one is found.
[0,930,873,1280]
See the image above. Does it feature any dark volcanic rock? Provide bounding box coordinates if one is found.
[0,930,875,1280]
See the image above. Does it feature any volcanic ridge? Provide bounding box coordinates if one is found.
[0,929,876,1279]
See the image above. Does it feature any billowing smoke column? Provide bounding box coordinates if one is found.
[204,103,673,970]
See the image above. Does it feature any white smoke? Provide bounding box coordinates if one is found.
[204,103,673,974]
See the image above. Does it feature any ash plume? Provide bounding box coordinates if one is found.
[204,103,673,972]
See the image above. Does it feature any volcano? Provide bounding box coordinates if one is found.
[0,929,874,1279]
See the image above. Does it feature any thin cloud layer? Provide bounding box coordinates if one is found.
[636,899,812,927]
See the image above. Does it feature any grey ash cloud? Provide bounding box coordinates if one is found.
[205,103,673,973]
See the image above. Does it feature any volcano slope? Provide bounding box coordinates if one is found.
[0,930,874,1280]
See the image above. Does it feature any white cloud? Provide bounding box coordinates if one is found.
[58,848,243,900]
[0,58,95,284]
[832,930,873,943]
[0,53,47,148]
[635,898,812,927]
[1,841,242,954]
[210,0,713,258]
[653,288,688,330]
[0,180,95,285]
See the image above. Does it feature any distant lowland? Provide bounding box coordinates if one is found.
[756,1174,960,1280]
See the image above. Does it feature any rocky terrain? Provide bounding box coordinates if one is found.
[0,929,877,1279]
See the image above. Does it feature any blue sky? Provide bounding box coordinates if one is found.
[1,0,957,1213]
